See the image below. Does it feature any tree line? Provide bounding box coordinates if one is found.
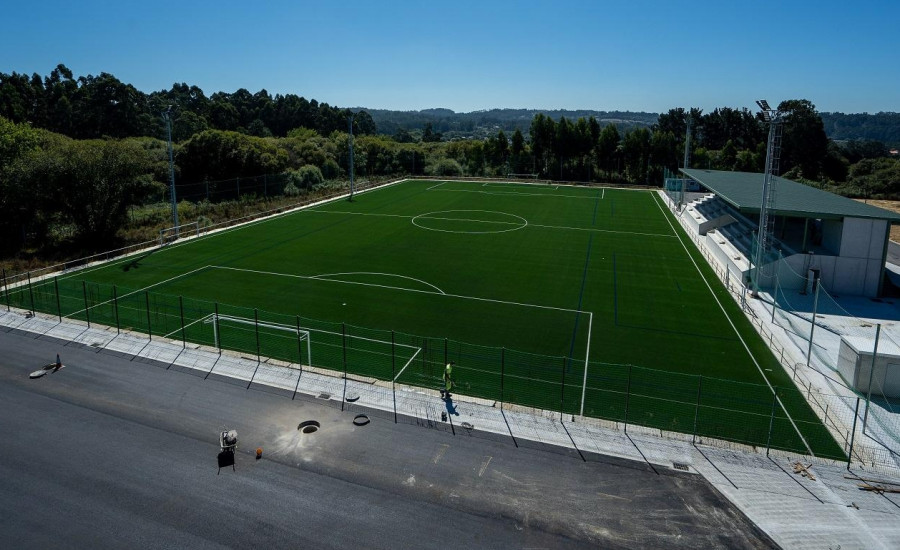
[0,64,376,142]
[1,65,898,263]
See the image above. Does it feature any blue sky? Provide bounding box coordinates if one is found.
[3,0,898,114]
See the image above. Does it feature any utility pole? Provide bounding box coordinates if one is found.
[163,106,179,235]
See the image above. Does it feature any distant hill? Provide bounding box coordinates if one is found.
[820,112,900,145]
[365,107,900,145]
[362,108,658,139]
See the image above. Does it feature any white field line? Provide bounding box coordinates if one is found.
[312,272,446,294]
[428,187,597,200]
[426,181,447,190]
[529,223,674,238]
[66,265,211,320]
[306,209,673,238]
[211,265,593,318]
[650,191,815,456]
[580,311,593,416]
[392,347,422,382]
[161,311,212,340]
[59,179,413,282]
[602,188,605,199]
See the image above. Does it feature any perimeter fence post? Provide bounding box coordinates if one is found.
[27,272,35,315]
[560,356,567,421]
[82,281,90,328]
[392,331,397,424]
[806,282,820,366]
[863,323,882,435]
[771,251,782,324]
[624,365,632,433]
[179,296,186,348]
[145,292,152,341]
[765,390,778,456]
[500,347,505,410]
[341,323,347,411]
[54,277,61,322]
[254,309,261,363]
[214,303,220,352]
[296,315,303,369]
[1,268,7,312]
[113,285,120,334]
[847,397,860,470]
[692,375,703,444]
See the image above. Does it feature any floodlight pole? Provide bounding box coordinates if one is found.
[163,106,179,235]
[348,112,357,201]
[752,99,783,297]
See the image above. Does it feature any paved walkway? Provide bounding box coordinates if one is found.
[3,307,900,549]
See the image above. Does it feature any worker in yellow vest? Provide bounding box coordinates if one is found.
[441,362,455,399]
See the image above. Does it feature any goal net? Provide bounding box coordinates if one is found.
[159,221,201,246]
[194,313,312,368]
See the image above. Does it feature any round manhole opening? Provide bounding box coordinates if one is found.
[298,420,321,434]
[345,393,360,402]
[353,414,370,426]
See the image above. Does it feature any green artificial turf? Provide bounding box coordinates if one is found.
[5,179,844,458]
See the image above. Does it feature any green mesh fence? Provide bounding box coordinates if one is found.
[5,274,849,459]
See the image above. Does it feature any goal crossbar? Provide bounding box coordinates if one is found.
[201,313,312,367]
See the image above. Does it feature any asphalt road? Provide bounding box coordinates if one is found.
[0,327,776,548]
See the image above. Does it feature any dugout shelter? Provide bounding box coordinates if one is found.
[674,169,900,297]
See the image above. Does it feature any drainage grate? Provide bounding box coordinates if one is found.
[317,392,331,400]
[673,462,689,471]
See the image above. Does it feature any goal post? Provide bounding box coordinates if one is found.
[159,221,201,246]
[201,313,312,368]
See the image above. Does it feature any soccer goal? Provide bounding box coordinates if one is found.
[159,220,201,246]
[197,313,312,368]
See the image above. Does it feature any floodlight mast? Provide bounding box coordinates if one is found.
[348,112,356,201]
[163,106,179,236]
[680,114,692,208]
[752,99,784,297]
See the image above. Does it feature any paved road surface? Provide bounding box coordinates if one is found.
[0,328,776,548]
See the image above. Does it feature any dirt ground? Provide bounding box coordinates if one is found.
[855,199,900,241]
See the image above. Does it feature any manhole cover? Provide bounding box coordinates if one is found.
[461,422,474,430]
[353,414,370,426]
[317,392,331,400]
[345,393,360,402]
[298,420,320,434]
[673,462,689,471]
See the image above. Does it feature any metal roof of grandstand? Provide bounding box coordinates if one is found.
[680,168,900,222]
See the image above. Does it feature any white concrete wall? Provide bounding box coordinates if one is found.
[837,339,900,399]
[822,219,843,254]
[840,218,887,260]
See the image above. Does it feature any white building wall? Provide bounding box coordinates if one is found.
[822,219,843,254]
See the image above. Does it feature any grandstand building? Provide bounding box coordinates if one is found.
[670,169,900,297]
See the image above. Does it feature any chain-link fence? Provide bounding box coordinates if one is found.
[2,271,851,462]
[665,192,900,474]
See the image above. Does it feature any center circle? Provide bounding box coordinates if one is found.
[411,210,527,234]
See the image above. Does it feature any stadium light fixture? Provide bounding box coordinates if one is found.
[163,105,179,235]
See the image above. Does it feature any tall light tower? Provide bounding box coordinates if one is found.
[348,112,357,201]
[752,99,784,296]
[163,105,179,235]
[680,114,692,208]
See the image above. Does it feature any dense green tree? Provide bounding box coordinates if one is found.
[778,99,829,180]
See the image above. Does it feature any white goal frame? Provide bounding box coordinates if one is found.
[200,313,312,368]
[159,221,200,246]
